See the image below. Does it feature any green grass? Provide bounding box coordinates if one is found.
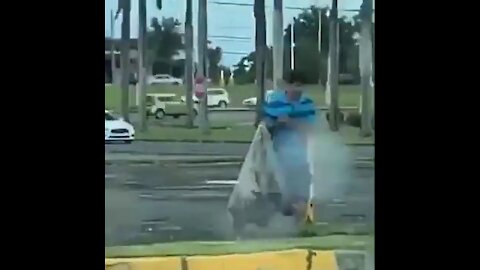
[105,83,362,112]
[105,235,374,258]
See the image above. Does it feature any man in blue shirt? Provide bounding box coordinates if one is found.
[263,70,316,221]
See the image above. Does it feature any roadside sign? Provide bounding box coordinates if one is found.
[194,76,206,99]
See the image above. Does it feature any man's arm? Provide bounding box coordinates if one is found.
[285,97,317,138]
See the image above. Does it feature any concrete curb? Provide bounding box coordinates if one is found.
[105,250,338,270]
[105,249,369,270]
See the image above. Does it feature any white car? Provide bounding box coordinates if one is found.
[105,110,135,144]
[242,90,275,107]
[181,88,230,108]
[146,93,199,119]
[148,74,183,85]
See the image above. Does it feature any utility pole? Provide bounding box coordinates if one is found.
[272,0,283,89]
[110,10,116,85]
[254,0,266,126]
[120,0,131,122]
[184,0,194,128]
[290,17,295,70]
[138,0,147,131]
[327,0,339,131]
[198,0,210,134]
[359,0,373,136]
[317,6,322,86]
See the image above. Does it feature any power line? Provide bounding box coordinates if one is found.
[208,1,373,12]
[210,38,251,42]
[209,35,251,40]
[222,51,250,55]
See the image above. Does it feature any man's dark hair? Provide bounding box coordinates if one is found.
[283,69,306,84]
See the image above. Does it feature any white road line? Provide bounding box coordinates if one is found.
[205,180,238,185]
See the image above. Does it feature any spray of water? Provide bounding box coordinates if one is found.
[256,115,356,237]
[309,115,355,203]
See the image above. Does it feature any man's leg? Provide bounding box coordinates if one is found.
[282,166,312,221]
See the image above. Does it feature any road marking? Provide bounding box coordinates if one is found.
[105,174,116,179]
[205,180,238,185]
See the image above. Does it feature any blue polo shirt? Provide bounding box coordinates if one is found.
[263,90,316,167]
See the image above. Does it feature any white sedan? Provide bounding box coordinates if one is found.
[148,74,183,85]
[242,90,275,107]
[105,110,135,144]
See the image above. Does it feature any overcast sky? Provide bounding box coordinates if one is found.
[105,0,363,67]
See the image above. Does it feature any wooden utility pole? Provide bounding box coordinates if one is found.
[327,0,339,131]
[197,0,210,134]
[272,0,283,89]
[184,0,194,128]
[138,0,147,131]
[359,0,373,136]
[290,17,295,70]
[254,0,266,126]
[110,10,116,85]
[120,0,131,122]
[317,6,322,85]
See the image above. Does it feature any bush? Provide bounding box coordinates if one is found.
[345,112,361,127]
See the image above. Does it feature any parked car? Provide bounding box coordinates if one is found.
[105,110,135,144]
[242,90,275,107]
[147,93,197,119]
[181,88,230,108]
[148,74,183,85]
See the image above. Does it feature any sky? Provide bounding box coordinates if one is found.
[105,0,363,67]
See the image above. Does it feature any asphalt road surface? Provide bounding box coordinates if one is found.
[105,162,374,246]
[106,141,374,159]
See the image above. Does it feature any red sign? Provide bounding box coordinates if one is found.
[194,76,206,99]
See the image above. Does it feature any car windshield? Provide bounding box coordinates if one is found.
[105,112,116,121]
[105,0,375,260]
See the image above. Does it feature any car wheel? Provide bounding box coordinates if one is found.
[155,109,165,119]
[218,101,227,108]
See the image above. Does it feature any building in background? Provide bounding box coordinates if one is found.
[105,33,186,84]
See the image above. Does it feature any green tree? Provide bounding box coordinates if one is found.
[147,17,184,75]
[234,6,363,85]
[233,52,256,85]
[207,46,223,84]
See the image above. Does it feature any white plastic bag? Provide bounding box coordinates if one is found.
[227,124,285,233]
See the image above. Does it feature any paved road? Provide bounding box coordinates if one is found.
[105,162,374,246]
[106,141,374,159]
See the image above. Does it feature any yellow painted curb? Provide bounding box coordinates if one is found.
[106,249,338,270]
[106,257,182,270]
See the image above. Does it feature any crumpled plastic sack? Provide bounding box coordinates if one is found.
[227,124,287,233]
